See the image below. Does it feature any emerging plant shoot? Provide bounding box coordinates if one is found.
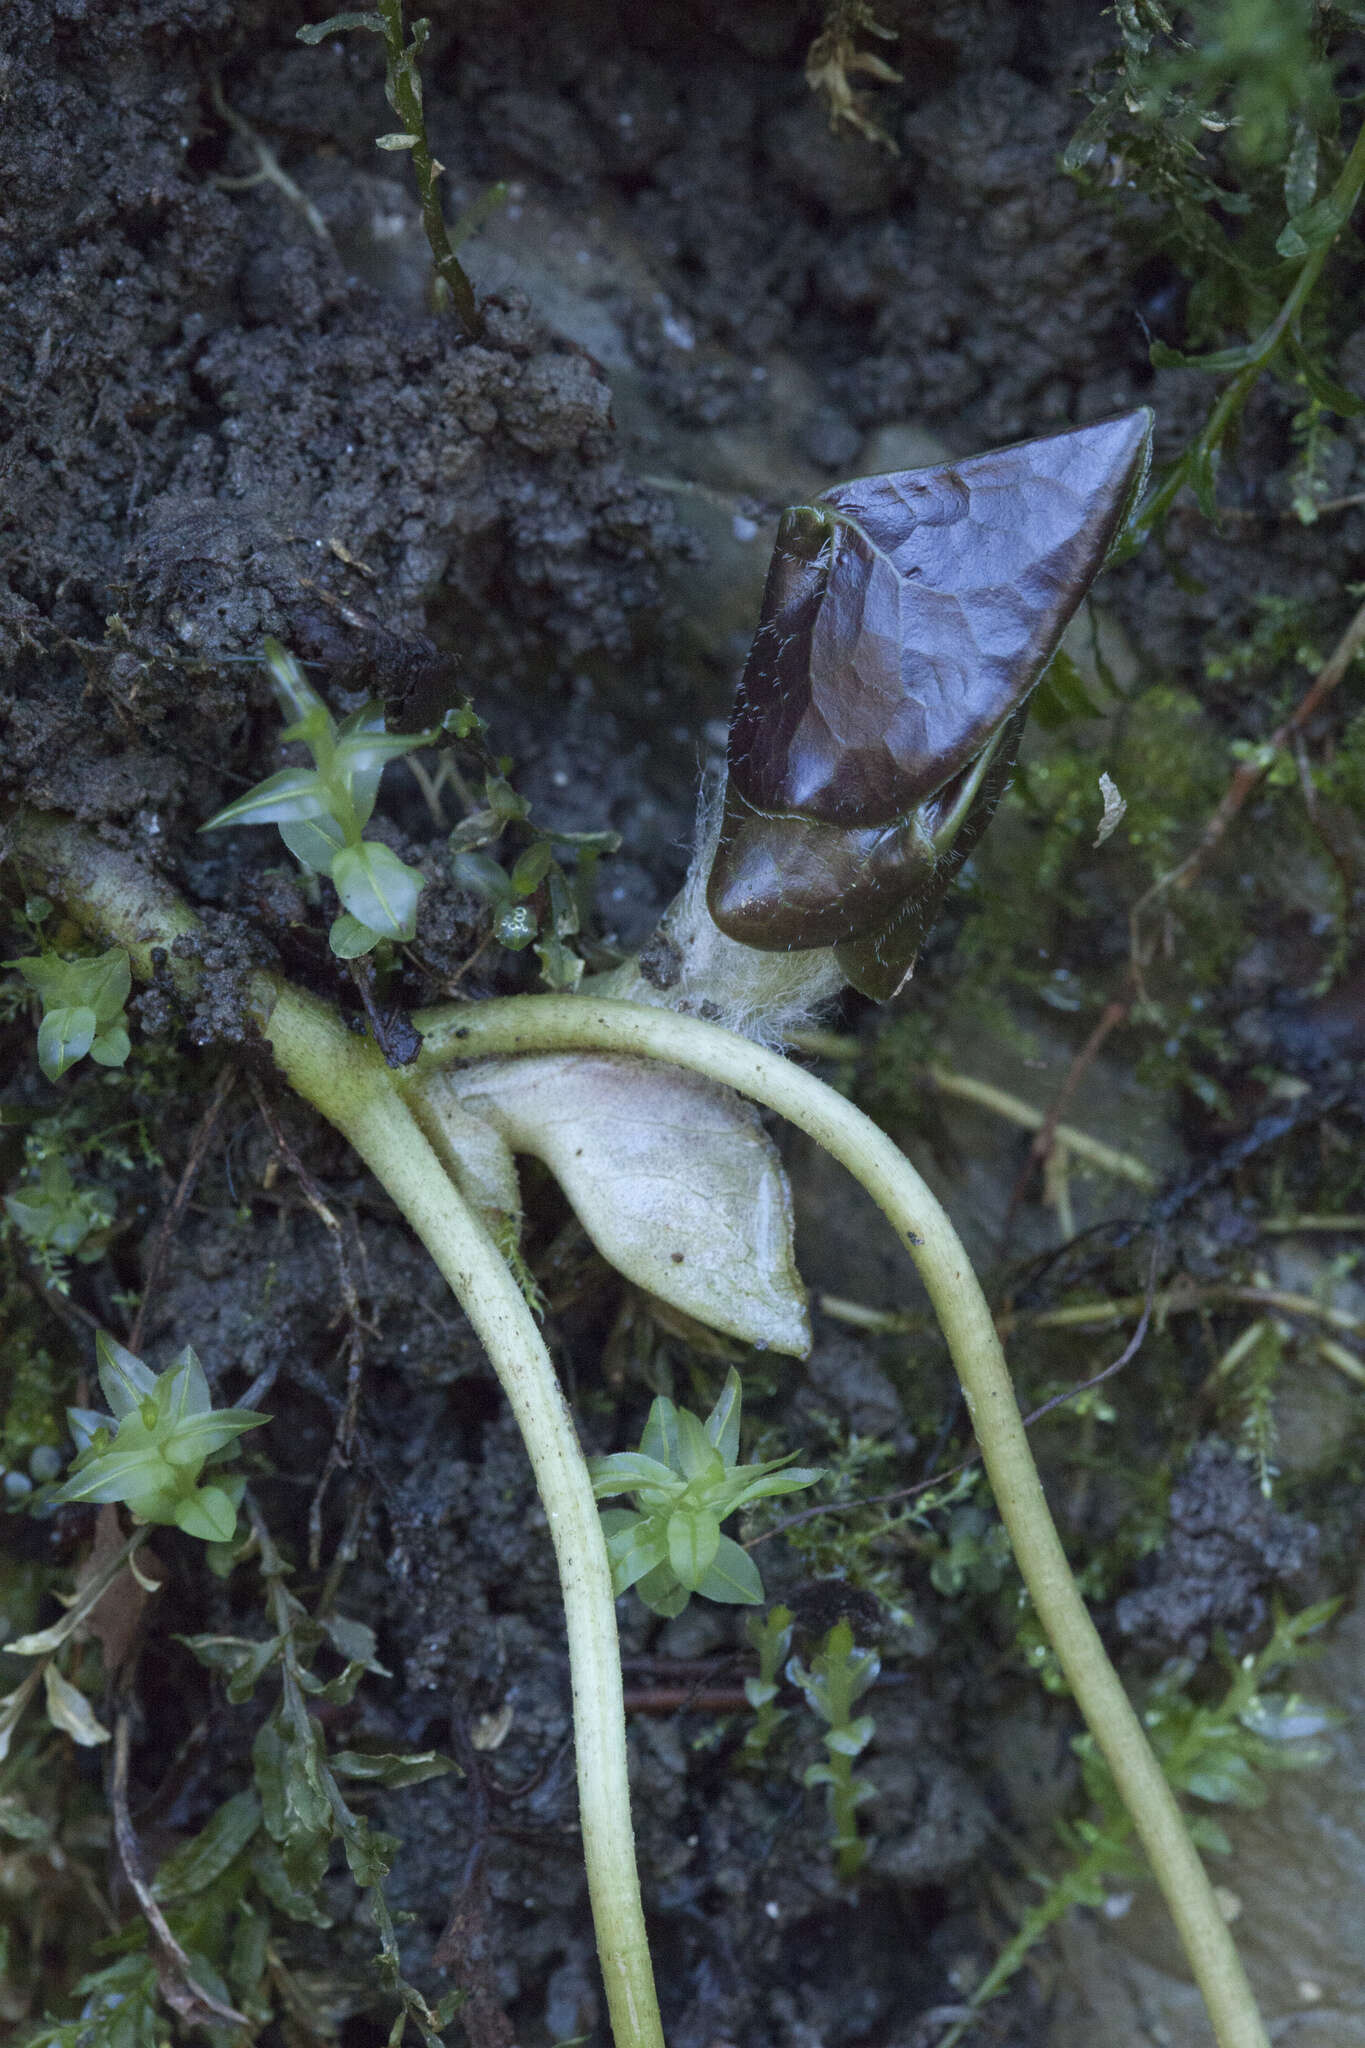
[706,411,1153,996]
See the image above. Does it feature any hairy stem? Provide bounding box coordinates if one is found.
[410,994,1270,2048]
[261,985,665,2048]
[0,816,660,2048]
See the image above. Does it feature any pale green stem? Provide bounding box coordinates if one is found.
[261,986,665,2048]
[409,994,1271,2048]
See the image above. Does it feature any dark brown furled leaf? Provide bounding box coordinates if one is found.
[707,411,1152,994]
[728,412,1152,827]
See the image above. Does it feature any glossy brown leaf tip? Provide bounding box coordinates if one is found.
[727,410,1152,827]
[707,411,1152,992]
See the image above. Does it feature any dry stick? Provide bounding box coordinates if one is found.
[923,1059,1156,1190]
[126,1062,238,1356]
[110,1711,249,2030]
[247,1074,372,1567]
[758,1239,1161,1545]
[1002,998,1134,1241]
[258,986,665,2048]
[411,994,1271,2048]
[1162,590,1365,901]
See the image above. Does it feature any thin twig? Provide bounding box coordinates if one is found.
[1133,592,1365,946]
[110,1710,248,2029]
[999,1000,1136,1250]
[127,1063,238,1356]
[761,1242,1162,1545]
[247,1076,371,1568]
[208,71,334,246]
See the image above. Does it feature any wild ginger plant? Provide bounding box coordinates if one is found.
[5,410,1280,2048]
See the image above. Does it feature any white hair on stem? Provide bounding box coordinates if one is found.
[594,774,846,1044]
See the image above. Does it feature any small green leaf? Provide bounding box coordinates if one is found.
[0,1795,50,1843]
[1182,1751,1268,1808]
[334,717,432,825]
[177,1633,282,1702]
[153,1791,261,1900]
[81,947,132,1023]
[250,1837,334,1926]
[510,840,553,895]
[0,1670,44,1764]
[8,953,84,1004]
[451,849,513,902]
[601,1512,668,1594]
[1275,192,1345,261]
[827,1714,876,1757]
[280,812,349,875]
[695,1534,763,1605]
[95,1332,158,1415]
[485,774,529,822]
[704,1368,742,1467]
[328,911,380,958]
[321,1612,388,1671]
[201,766,332,832]
[37,1006,96,1079]
[1149,339,1257,375]
[640,1397,682,1473]
[329,1749,459,1786]
[586,1451,678,1499]
[175,1485,240,1544]
[725,1464,826,1512]
[341,1816,400,1886]
[634,1561,691,1618]
[667,1506,720,1590]
[673,1408,722,1486]
[294,1659,370,1705]
[42,1663,111,1747]
[534,927,584,990]
[296,11,384,42]
[331,841,423,941]
[89,1025,131,1069]
[49,1442,170,1507]
[253,1714,332,1885]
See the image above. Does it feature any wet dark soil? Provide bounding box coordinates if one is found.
[2,3,1362,2046]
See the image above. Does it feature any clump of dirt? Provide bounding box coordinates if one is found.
[1116,1440,1320,1661]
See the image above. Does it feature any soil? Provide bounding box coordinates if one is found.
[2,4,1363,2047]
